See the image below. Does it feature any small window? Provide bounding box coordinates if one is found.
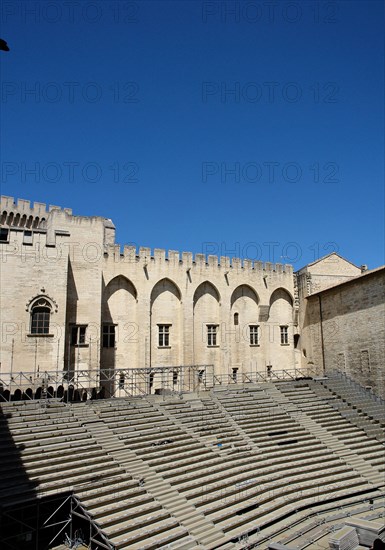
[103,324,116,348]
[158,325,171,347]
[232,367,238,382]
[23,230,33,245]
[294,334,300,348]
[207,325,218,347]
[360,350,370,373]
[118,374,125,389]
[71,325,87,345]
[0,228,9,242]
[249,325,259,345]
[337,352,346,372]
[198,369,205,382]
[30,302,51,335]
[172,371,178,385]
[234,313,239,325]
[149,373,154,388]
[280,325,289,345]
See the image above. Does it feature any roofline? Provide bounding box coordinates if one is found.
[306,265,385,297]
[296,252,360,274]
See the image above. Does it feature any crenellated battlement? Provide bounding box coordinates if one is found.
[1,195,73,217]
[103,243,293,274]
[1,198,294,274]
[1,197,115,245]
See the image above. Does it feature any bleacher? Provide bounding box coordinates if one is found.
[1,377,384,549]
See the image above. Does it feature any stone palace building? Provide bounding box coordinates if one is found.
[1,196,384,398]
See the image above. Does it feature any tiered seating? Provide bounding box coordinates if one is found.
[2,381,384,550]
[277,382,385,477]
[176,386,373,539]
[158,397,247,448]
[320,373,385,426]
[0,400,191,550]
[93,398,216,471]
[1,400,112,498]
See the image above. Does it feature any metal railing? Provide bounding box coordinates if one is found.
[0,366,318,402]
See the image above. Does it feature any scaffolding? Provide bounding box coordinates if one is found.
[0,366,316,402]
[0,491,115,550]
[0,365,215,402]
[0,491,114,550]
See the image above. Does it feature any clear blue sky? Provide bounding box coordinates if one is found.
[1,0,384,270]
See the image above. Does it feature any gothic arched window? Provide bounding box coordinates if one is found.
[30,299,51,334]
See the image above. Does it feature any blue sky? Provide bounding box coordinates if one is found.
[1,0,384,269]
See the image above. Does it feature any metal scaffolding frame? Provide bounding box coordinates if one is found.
[0,364,215,402]
[0,365,316,402]
[1,492,73,550]
[0,492,114,550]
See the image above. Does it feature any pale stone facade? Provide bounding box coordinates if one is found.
[1,197,383,398]
[0,196,299,394]
[296,253,363,372]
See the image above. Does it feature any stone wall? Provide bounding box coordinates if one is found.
[304,267,385,399]
[296,253,362,373]
[0,197,299,393]
[2,197,382,398]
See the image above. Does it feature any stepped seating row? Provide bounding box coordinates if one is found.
[1,400,191,550]
[76,474,191,550]
[277,383,385,476]
[3,401,71,422]
[92,394,340,544]
[141,388,372,539]
[197,386,379,532]
[96,400,225,481]
[2,382,384,550]
[158,397,248,447]
[319,375,385,424]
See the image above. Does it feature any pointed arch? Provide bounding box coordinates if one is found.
[151,278,181,306]
[269,287,294,326]
[30,300,51,335]
[104,275,137,302]
[150,278,182,374]
[269,287,294,307]
[230,284,259,308]
[101,275,138,375]
[193,281,221,307]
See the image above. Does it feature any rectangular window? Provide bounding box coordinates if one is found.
[280,325,289,345]
[31,308,50,334]
[207,325,218,347]
[23,230,33,245]
[71,325,87,345]
[158,325,170,347]
[103,324,116,348]
[232,367,238,382]
[337,352,346,372]
[360,350,370,373]
[118,374,125,389]
[249,325,259,345]
[0,228,9,242]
